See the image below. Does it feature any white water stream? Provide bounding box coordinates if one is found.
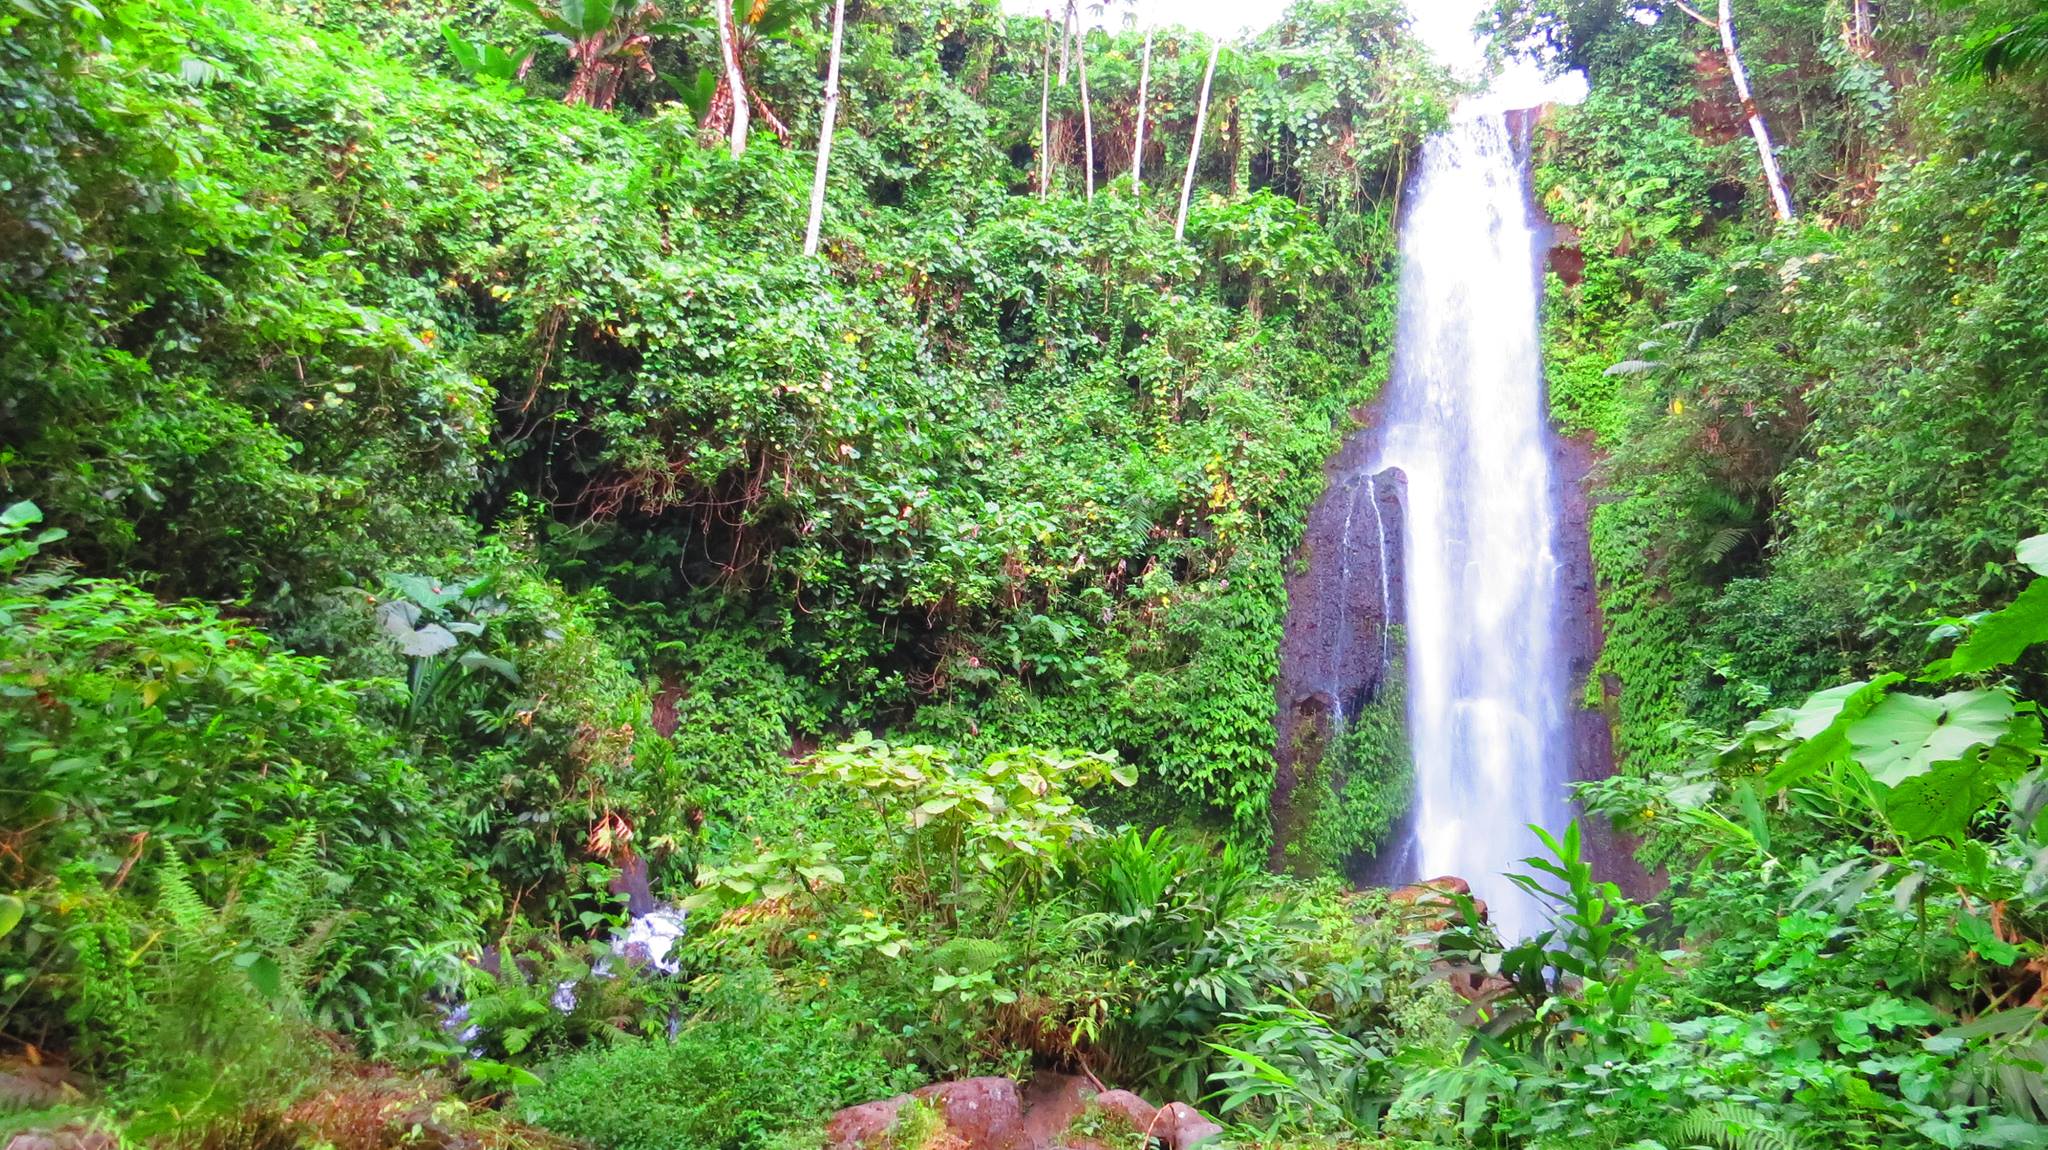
[1373,112,1575,939]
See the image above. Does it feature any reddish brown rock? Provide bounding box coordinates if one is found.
[827,1096,912,1150]
[1087,1090,1159,1137]
[1390,875,1470,904]
[5,1129,115,1150]
[828,1078,1026,1150]
[1157,1102,1223,1149]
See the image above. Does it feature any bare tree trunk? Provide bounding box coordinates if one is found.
[1672,1,1794,220]
[1038,9,1054,198]
[1846,0,1874,56]
[1131,27,1153,190]
[1177,39,1220,242]
[715,0,749,158]
[804,0,848,256]
[1057,0,1072,85]
[1719,0,1795,220]
[1076,20,1095,199]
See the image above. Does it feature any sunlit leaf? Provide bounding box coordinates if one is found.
[1847,689,2014,786]
[1926,580,2048,678]
[2020,535,2048,577]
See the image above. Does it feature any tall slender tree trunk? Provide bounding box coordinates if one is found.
[1057,0,1072,85]
[1038,9,1053,198]
[715,0,749,157]
[1131,27,1153,190]
[1076,20,1095,199]
[803,0,848,256]
[1177,39,1220,242]
[1719,0,1795,220]
[1846,0,1874,56]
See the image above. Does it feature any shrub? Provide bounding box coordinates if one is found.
[518,1004,909,1150]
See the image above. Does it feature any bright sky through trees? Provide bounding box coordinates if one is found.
[1002,0,1584,105]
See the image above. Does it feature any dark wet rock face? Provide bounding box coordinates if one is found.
[1550,432,1658,900]
[1269,414,1406,866]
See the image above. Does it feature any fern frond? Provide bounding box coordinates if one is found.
[155,855,212,937]
[1948,11,2048,81]
[930,937,1010,974]
[1698,525,1752,568]
[1668,1102,1803,1150]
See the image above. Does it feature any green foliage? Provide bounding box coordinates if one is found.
[794,737,1133,902]
[0,534,482,1048]
[517,997,909,1150]
[1948,5,2048,82]
[1295,649,1411,874]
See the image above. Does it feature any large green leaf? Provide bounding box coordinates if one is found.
[1928,579,2048,678]
[441,24,481,72]
[1847,689,2015,787]
[1882,757,2008,842]
[2020,534,2048,577]
[386,573,464,612]
[396,623,459,659]
[1758,675,1904,792]
[561,0,617,37]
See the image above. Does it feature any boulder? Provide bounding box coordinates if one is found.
[1389,877,1488,932]
[5,1129,115,1150]
[826,1095,911,1150]
[829,1075,1224,1150]
[1389,875,1470,903]
[915,1078,1027,1150]
[1086,1090,1157,1135]
[828,1077,1026,1150]
[1157,1102,1223,1150]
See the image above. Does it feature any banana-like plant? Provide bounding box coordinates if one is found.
[441,25,535,85]
[507,0,672,109]
[693,0,809,149]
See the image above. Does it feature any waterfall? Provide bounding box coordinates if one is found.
[1372,112,1575,939]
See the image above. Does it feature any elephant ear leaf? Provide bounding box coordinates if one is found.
[375,599,422,637]
[395,623,459,659]
[1883,758,2008,843]
[1758,674,1904,792]
[1847,689,2014,788]
[457,650,521,684]
[2019,533,2048,577]
[664,70,718,120]
[441,24,483,74]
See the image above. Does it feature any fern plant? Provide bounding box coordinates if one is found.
[1666,1102,1805,1150]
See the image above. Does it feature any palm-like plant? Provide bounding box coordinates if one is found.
[1948,4,2048,81]
[508,0,670,109]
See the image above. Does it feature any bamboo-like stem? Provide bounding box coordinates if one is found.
[1177,39,1221,242]
[1076,17,1095,199]
[803,0,848,256]
[1719,0,1796,220]
[1038,9,1053,198]
[715,0,749,157]
[1131,27,1153,190]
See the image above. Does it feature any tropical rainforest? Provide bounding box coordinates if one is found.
[1,0,2046,1146]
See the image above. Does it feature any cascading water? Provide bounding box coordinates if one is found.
[1371,111,1576,939]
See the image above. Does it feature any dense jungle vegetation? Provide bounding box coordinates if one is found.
[2,0,2047,1146]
